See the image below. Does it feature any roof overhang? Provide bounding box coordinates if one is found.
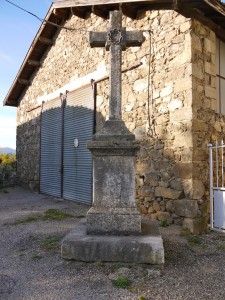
[3,0,225,107]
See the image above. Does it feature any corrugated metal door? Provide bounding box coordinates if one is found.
[63,85,94,204]
[40,97,63,197]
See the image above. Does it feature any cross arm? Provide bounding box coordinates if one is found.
[89,32,107,48]
[125,31,145,47]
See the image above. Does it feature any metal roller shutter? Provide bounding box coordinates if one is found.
[63,85,94,204]
[40,98,63,197]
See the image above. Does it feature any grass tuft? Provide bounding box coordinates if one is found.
[179,228,192,236]
[41,236,62,253]
[112,276,132,289]
[159,220,169,227]
[217,245,225,251]
[139,296,147,300]
[42,209,72,221]
[187,236,202,246]
[8,209,73,225]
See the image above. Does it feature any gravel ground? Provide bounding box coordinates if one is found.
[1,186,225,300]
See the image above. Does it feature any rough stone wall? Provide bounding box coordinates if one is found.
[190,20,225,232]
[16,10,215,232]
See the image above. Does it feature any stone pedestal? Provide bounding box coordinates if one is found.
[62,219,164,264]
[86,126,141,235]
[61,120,165,264]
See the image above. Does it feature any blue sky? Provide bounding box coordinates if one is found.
[0,0,53,149]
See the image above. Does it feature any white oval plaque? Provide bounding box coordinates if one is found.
[74,138,79,148]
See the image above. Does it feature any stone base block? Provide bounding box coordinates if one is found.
[61,219,164,264]
[86,207,141,235]
[183,217,209,234]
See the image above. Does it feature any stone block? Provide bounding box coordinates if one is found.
[61,219,164,264]
[205,61,216,76]
[87,207,141,235]
[170,107,192,121]
[174,77,192,93]
[192,120,208,132]
[170,179,183,191]
[157,211,173,224]
[174,199,198,218]
[193,149,207,161]
[168,98,182,111]
[153,200,160,212]
[133,78,148,92]
[205,85,216,98]
[183,217,209,234]
[160,85,173,97]
[166,200,175,213]
[155,187,183,200]
[173,163,193,179]
[138,186,153,197]
[180,21,191,32]
[182,179,205,199]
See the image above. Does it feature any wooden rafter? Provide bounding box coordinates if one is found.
[39,37,54,45]
[71,6,90,18]
[18,79,30,86]
[27,60,41,67]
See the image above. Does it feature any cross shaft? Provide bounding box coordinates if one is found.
[89,11,144,120]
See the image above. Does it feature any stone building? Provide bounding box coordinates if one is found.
[3,0,225,233]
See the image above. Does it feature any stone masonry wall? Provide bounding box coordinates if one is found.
[190,20,225,232]
[16,10,214,232]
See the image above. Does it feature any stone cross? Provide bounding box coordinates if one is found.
[89,10,144,120]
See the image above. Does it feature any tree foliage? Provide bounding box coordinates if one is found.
[0,154,16,171]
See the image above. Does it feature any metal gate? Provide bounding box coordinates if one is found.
[40,85,94,205]
[208,141,225,232]
[40,97,63,197]
[63,86,94,204]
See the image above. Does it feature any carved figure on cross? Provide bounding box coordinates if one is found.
[89,11,144,121]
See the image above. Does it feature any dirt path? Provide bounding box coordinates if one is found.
[1,186,225,300]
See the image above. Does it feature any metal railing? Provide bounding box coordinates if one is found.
[208,141,225,232]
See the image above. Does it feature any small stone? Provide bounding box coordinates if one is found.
[153,200,161,212]
[155,187,183,199]
[133,78,148,92]
[157,211,173,224]
[146,269,161,278]
[139,204,148,214]
[166,200,175,213]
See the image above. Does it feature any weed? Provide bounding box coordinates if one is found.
[42,209,72,221]
[159,220,169,227]
[8,209,72,225]
[217,245,225,251]
[179,228,192,236]
[41,236,62,253]
[215,235,225,242]
[112,276,132,289]
[12,216,40,225]
[188,236,202,246]
[201,244,208,249]
[18,248,26,253]
[139,296,146,300]
[18,248,26,257]
[94,261,104,267]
